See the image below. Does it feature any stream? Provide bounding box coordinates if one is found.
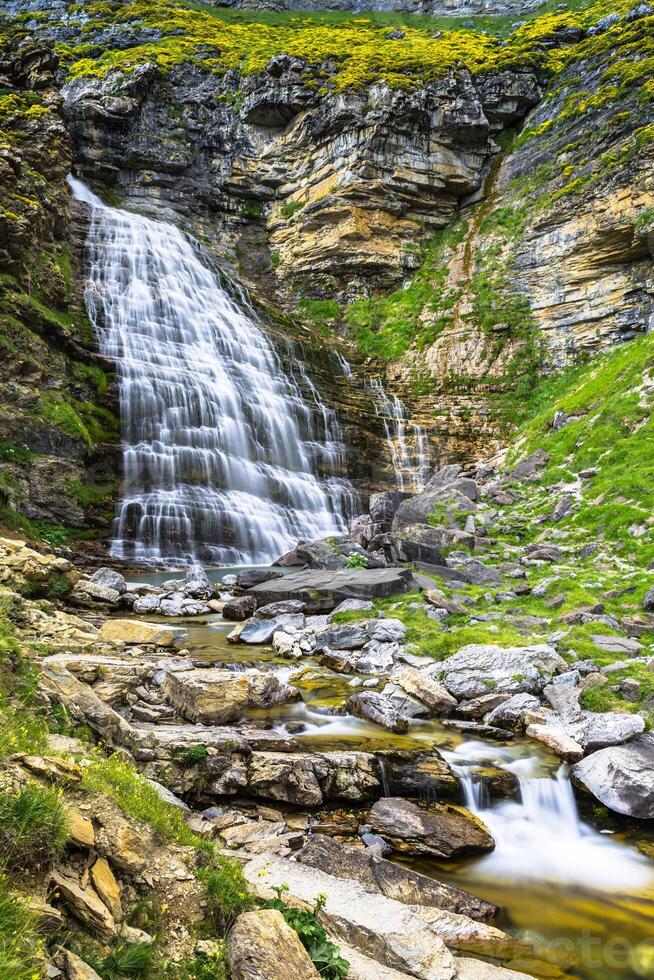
[127,568,654,980]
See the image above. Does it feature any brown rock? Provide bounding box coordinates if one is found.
[367,797,494,859]
[54,946,103,980]
[49,872,115,939]
[67,810,95,849]
[394,668,457,715]
[91,858,122,920]
[227,909,320,979]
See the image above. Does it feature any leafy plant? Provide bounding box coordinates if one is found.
[265,885,349,978]
[198,859,255,935]
[345,552,367,569]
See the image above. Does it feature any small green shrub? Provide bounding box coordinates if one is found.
[265,886,349,979]
[90,941,155,979]
[171,744,208,766]
[280,200,305,219]
[0,783,69,870]
[198,859,255,935]
[345,552,368,569]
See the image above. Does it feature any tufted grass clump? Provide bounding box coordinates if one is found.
[0,783,69,871]
[0,870,43,980]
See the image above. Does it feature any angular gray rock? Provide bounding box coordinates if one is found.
[295,834,498,922]
[348,692,410,733]
[430,643,566,699]
[247,567,414,612]
[571,736,654,818]
[89,567,127,595]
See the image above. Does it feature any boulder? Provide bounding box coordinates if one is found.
[369,491,410,525]
[247,568,414,612]
[591,635,644,655]
[329,599,375,620]
[485,693,541,729]
[525,724,584,762]
[228,909,320,979]
[236,569,283,589]
[246,750,380,806]
[367,798,494,859]
[228,615,305,644]
[430,644,566,699]
[392,487,475,532]
[72,579,121,606]
[349,692,410,733]
[244,855,456,978]
[254,600,307,618]
[394,668,457,715]
[385,524,447,565]
[643,585,654,611]
[184,565,214,599]
[163,668,298,724]
[571,736,654,818]
[222,595,257,621]
[295,834,498,922]
[89,567,127,595]
[39,662,134,746]
[98,619,187,648]
[274,535,383,570]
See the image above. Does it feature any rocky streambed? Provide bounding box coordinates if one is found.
[25,543,654,980]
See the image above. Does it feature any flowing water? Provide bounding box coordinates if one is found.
[69,177,356,566]
[368,378,430,492]
[122,584,654,977]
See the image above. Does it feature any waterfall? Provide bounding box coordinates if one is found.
[69,176,356,565]
[368,379,430,492]
[448,745,652,890]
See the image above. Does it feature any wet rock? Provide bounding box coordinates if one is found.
[228,909,320,979]
[394,667,457,715]
[163,668,299,724]
[349,691,410,733]
[430,643,566,699]
[98,619,188,647]
[457,693,512,719]
[222,594,257,621]
[296,834,498,921]
[248,567,414,611]
[368,797,495,859]
[157,594,211,617]
[572,735,654,818]
[228,615,305,644]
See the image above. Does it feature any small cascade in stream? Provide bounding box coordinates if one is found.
[368,379,430,492]
[69,176,357,565]
[449,747,653,890]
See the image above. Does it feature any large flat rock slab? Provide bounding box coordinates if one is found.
[247,568,414,612]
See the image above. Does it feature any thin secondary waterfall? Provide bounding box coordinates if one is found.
[69,176,355,565]
[368,379,430,492]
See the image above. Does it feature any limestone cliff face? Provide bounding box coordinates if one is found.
[61,61,540,302]
[0,32,119,538]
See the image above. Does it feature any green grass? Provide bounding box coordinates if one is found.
[0,783,69,871]
[0,870,43,980]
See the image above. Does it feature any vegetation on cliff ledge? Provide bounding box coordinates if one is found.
[17,0,651,93]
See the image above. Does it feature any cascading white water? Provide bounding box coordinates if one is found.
[447,743,653,890]
[368,379,430,492]
[69,176,356,565]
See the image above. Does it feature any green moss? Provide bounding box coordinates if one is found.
[344,221,466,361]
[280,200,305,219]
